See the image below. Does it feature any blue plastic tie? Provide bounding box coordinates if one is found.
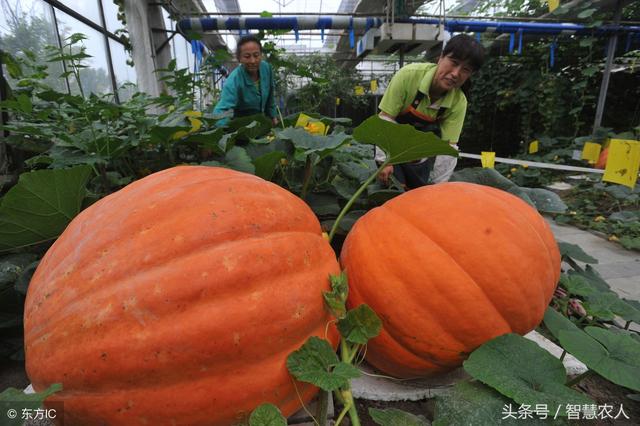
[191,40,203,73]
[509,33,515,54]
[518,30,523,55]
[349,17,354,49]
[550,38,557,68]
[475,32,481,42]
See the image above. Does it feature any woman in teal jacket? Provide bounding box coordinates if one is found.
[213,35,278,126]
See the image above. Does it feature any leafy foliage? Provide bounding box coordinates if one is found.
[369,407,429,426]
[544,308,640,392]
[249,403,287,426]
[463,334,593,416]
[286,336,360,392]
[0,166,92,252]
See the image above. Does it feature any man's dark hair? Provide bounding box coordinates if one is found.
[442,34,485,71]
[236,35,263,59]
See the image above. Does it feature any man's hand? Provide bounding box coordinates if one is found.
[378,165,394,185]
[272,117,279,126]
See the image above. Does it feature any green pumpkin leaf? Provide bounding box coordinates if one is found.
[324,272,349,319]
[519,188,568,214]
[227,114,273,140]
[619,236,640,251]
[367,188,403,205]
[331,174,360,201]
[369,407,429,426]
[543,306,581,335]
[277,127,351,161]
[0,384,62,426]
[0,166,92,252]
[181,128,225,155]
[218,133,237,153]
[567,266,611,292]
[252,151,286,181]
[450,168,535,208]
[286,336,360,391]
[463,334,593,416]
[557,327,640,392]
[434,381,566,425]
[249,403,287,426]
[583,292,640,323]
[558,242,598,264]
[337,304,382,344]
[305,193,341,217]
[608,211,640,223]
[221,146,255,174]
[558,274,599,297]
[353,115,457,165]
[545,308,640,392]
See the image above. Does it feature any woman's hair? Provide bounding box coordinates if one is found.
[236,35,263,59]
[442,34,485,71]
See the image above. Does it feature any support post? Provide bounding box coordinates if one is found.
[592,0,624,133]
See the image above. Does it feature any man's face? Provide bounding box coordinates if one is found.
[432,53,474,93]
[238,42,262,73]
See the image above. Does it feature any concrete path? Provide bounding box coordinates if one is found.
[546,218,640,301]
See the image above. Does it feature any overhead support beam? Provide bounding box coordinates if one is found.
[176,16,640,36]
[178,16,384,32]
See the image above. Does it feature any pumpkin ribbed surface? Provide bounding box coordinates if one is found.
[24,166,340,425]
[340,182,560,378]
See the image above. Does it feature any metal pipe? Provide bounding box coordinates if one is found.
[593,0,624,133]
[162,8,640,25]
[177,16,640,36]
[178,17,383,32]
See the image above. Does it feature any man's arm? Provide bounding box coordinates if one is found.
[376,112,397,184]
[430,97,467,183]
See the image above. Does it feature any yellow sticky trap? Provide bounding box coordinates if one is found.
[528,140,539,154]
[295,113,312,128]
[581,142,601,164]
[354,86,365,96]
[602,139,640,189]
[481,151,496,168]
[548,0,559,12]
[335,97,341,106]
[370,79,378,92]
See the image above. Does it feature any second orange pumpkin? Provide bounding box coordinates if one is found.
[340,182,561,378]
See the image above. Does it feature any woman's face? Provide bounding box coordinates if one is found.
[432,53,474,93]
[238,41,262,73]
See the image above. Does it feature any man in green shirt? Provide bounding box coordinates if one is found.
[376,34,485,188]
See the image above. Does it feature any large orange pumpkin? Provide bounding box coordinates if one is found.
[340,182,560,378]
[24,166,340,425]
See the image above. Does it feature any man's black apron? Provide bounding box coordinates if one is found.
[393,91,446,189]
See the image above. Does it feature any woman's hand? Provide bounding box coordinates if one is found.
[378,165,394,185]
[272,117,279,126]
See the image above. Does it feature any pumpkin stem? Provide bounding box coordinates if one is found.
[301,156,314,200]
[328,160,390,242]
[315,391,329,426]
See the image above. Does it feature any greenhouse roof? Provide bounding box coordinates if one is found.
[199,0,453,54]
